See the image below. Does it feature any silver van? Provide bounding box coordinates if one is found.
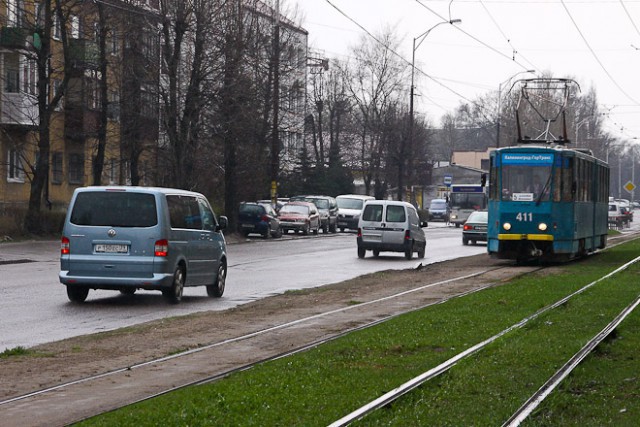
[59,186,228,304]
[357,200,426,260]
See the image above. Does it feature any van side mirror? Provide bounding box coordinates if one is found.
[217,216,228,231]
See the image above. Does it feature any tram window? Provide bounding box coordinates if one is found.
[553,166,562,202]
[501,165,552,201]
[562,157,574,202]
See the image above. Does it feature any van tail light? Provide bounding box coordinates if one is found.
[404,230,411,240]
[261,215,269,222]
[357,228,362,237]
[61,236,70,255]
[154,239,169,257]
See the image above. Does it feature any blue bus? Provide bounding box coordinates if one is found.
[449,184,487,227]
[487,145,609,262]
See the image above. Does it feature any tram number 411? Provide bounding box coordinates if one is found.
[516,212,533,222]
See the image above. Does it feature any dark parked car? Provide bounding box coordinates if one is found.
[290,195,338,233]
[238,202,282,238]
[278,201,320,235]
[462,210,488,245]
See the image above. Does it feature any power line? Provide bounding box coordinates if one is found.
[560,0,640,105]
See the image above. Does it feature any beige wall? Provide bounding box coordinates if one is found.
[452,148,493,170]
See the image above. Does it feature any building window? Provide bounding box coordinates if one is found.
[108,158,117,184]
[51,152,63,184]
[52,13,61,40]
[87,71,102,110]
[53,79,64,111]
[107,91,120,121]
[68,153,84,184]
[109,29,119,55]
[70,15,80,39]
[22,57,37,95]
[7,0,24,27]
[7,148,25,182]
[5,53,20,93]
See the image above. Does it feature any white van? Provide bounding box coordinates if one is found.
[336,194,375,231]
[357,200,426,260]
[59,186,228,304]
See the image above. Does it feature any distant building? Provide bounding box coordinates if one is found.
[452,148,493,171]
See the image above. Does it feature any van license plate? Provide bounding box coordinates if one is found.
[95,244,129,253]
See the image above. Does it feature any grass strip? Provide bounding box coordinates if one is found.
[77,240,640,426]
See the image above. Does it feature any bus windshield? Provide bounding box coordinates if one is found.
[449,192,486,210]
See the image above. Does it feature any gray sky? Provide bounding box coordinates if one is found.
[290,0,640,143]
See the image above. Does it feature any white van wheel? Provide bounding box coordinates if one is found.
[357,247,366,258]
[164,266,184,304]
[418,243,425,259]
[207,262,227,298]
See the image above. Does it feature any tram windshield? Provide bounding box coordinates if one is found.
[500,153,553,202]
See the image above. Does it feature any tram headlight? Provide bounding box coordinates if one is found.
[503,222,512,231]
[538,223,548,231]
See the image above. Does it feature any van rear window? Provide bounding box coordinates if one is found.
[70,192,157,227]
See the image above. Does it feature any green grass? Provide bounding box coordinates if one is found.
[76,240,640,426]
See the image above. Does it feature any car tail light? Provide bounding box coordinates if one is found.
[463,224,472,231]
[404,230,411,240]
[261,215,269,222]
[154,239,169,257]
[61,236,70,255]
[357,228,362,237]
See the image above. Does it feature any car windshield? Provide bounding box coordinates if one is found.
[310,198,329,209]
[467,211,488,223]
[281,205,309,215]
[430,201,447,209]
[337,198,364,210]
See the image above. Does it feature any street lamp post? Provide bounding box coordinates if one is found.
[496,70,535,148]
[403,19,461,201]
[574,117,589,146]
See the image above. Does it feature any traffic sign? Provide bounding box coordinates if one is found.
[444,175,452,186]
[624,181,636,193]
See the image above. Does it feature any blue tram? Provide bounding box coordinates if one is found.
[487,145,609,262]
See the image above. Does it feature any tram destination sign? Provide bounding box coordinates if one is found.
[501,153,554,165]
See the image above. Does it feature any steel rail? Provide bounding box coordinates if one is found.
[0,267,502,407]
[328,254,640,427]
[503,287,640,425]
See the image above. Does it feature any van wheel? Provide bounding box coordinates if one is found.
[67,286,89,303]
[373,250,380,257]
[417,243,425,259]
[120,288,136,295]
[207,262,227,298]
[405,242,414,260]
[330,223,337,233]
[357,247,366,258]
[164,266,184,304]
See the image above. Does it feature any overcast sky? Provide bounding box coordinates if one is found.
[289,0,640,143]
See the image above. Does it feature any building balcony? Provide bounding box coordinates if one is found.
[68,39,99,69]
[0,27,29,50]
[0,93,38,126]
[64,104,99,141]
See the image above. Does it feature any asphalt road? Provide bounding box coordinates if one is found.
[0,222,484,351]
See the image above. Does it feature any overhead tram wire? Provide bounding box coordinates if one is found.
[619,0,640,39]
[560,0,640,106]
[478,0,540,71]
[323,0,499,124]
[414,0,541,74]
[323,0,470,111]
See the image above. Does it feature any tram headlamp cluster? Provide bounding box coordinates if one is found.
[538,223,548,231]
[503,222,512,231]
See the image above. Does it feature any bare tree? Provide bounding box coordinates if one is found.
[341,29,408,198]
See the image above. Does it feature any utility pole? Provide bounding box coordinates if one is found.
[271,0,281,206]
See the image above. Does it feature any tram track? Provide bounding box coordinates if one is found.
[0,262,538,427]
[1,231,637,426]
[329,241,640,426]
